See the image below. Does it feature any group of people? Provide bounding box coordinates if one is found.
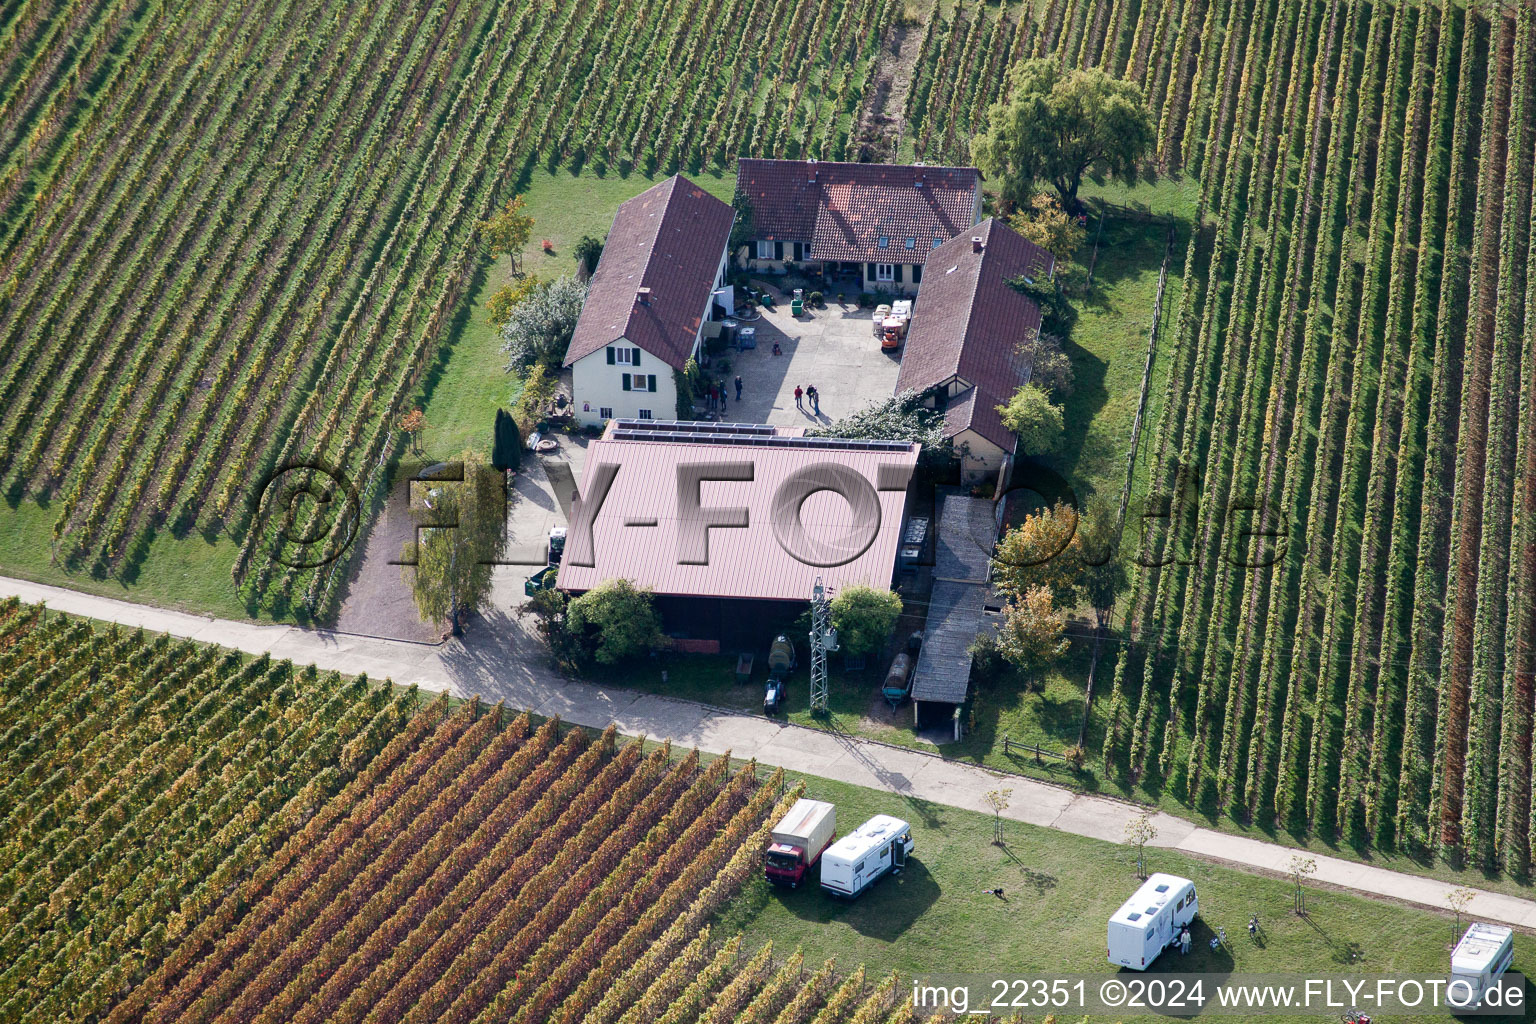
[704,375,745,416]
[793,383,820,414]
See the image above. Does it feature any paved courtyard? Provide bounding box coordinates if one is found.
[707,295,903,427]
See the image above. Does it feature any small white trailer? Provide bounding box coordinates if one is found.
[1107,873,1199,970]
[1451,922,1514,1004]
[819,815,914,898]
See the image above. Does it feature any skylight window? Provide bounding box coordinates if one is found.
[1154,884,1170,892]
[905,237,915,249]
[878,236,889,248]
[932,237,943,248]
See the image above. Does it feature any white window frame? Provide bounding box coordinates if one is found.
[637,409,653,420]
[599,406,613,419]
[629,373,653,392]
[614,347,633,365]
[875,263,895,282]
[755,240,774,259]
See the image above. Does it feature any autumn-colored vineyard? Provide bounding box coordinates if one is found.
[1047,0,1536,871]
[0,0,901,615]
[0,600,804,1023]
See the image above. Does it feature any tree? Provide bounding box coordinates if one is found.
[674,358,701,419]
[491,408,522,472]
[993,585,1069,687]
[985,788,1013,844]
[998,383,1064,455]
[566,579,663,665]
[972,58,1154,211]
[481,194,534,269]
[1289,855,1317,914]
[501,275,588,369]
[810,389,957,469]
[1010,192,1086,267]
[519,587,584,671]
[486,273,541,328]
[573,234,605,275]
[398,409,426,454]
[1026,332,1074,398]
[403,451,505,634]
[993,499,1080,607]
[830,585,904,657]
[1124,811,1158,878]
[1445,887,1476,944]
[513,363,558,434]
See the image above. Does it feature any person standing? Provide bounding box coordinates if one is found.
[794,384,803,409]
[809,385,820,413]
[734,375,743,400]
[1180,929,1191,954]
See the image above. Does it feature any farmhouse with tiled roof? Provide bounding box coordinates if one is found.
[895,217,1056,482]
[564,175,734,427]
[734,158,981,296]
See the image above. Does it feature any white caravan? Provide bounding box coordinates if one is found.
[1451,922,1514,1005]
[819,815,914,898]
[1107,873,1199,970]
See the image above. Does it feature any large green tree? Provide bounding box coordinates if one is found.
[972,59,1153,210]
[567,578,663,664]
[405,450,506,634]
[500,275,588,369]
[997,383,1064,455]
[830,585,904,657]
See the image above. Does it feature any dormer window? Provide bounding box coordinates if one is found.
[878,236,889,248]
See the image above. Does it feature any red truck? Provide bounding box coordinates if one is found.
[764,799,837,888]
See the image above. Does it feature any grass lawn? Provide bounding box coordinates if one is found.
[712,768,1536,1022]
[0,496,257,621]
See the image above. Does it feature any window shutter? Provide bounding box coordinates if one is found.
[631,347,641,366]
[606,347,615,364]
[866,262,876,279]
[894,264,903,283]
[622,376,631,391]
[774,241,783,260]
[913,264,923,283]
[648,374,657,392]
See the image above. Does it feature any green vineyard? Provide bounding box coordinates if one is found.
[0,0,900,615]
[1059,0,1536,869]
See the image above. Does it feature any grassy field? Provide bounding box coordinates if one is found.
[711,768,1536,1022]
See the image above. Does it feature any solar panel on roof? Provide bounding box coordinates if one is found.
[608,429,914,453]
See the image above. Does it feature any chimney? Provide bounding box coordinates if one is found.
[807,158,817,183]
[915,170,925,188]
[636,286,652,306]
[971,237,983,254]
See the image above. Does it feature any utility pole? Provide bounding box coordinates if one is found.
[809,576,837,716]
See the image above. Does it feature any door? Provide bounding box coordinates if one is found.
[892,840,906,868]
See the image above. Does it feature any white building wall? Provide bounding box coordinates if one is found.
[572,344,678,427]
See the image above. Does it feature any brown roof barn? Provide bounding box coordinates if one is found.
[564,174,734,370]
[895,217,1056,451]
[735,158,981,263]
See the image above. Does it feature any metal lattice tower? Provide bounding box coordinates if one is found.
[809,577,837,716]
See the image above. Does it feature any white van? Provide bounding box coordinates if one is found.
[1107,873,1199,970]
[819,815,914,898]
[1451,922,1514,1004]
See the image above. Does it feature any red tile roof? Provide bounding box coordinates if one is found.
[735,159,981,262]
[564,175,734,370]
[895,218,1056,451]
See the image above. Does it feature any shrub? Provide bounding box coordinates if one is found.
[829,585,904,656]
[567,579,663,665]
[808,290,823,306]
[501,275,588,369]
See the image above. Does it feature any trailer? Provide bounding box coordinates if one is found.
[1107,873,1198,970]
[882,652,913,707]
[1451,923,1514,1004]
[765,799,836,887]
[820,815,914,898]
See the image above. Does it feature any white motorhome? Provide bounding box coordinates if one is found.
[1107,873,1199,970]
[819,815,914,898]
[1451,922,1514,1004]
